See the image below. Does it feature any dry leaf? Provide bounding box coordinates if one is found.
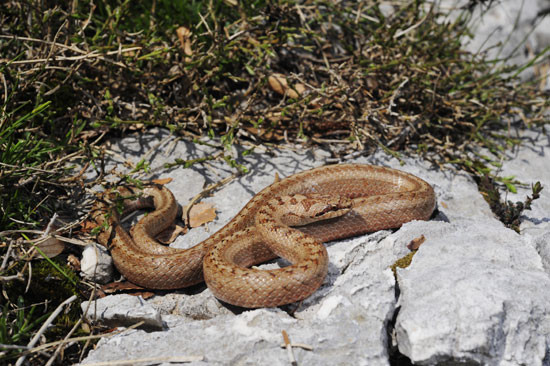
[407,235,426,251]
[101,281,155,299]
[152,177,173,185]
[36,235,65,258]
[268,73,301,99]
[81,219,98,233]
[440,201,448,209]
[156,224,188,244]
[102,281,143,292]
[176,26,193,57]
[268,73,287,95]
[189,202,217,228]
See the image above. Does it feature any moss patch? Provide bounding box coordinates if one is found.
[390,250,418,278]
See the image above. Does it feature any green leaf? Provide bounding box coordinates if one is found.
[505,182,517,194]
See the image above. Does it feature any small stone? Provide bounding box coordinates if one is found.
[80,244,114,284]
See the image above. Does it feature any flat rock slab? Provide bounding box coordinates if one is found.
[83,294,163,331]
[395,220,550,365]
[80,125,550,365]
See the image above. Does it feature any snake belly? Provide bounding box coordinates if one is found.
[92,164,436,308]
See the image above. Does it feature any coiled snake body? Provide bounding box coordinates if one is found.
[92,164,436,308]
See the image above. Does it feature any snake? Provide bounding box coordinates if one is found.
[91,164,436,308]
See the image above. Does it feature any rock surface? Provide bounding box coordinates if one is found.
[436,0,550,85]
[83,294,163,331]
[80,125,550,366]
[394,220,550,365]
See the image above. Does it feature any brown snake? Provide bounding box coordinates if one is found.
[91,164,436,308]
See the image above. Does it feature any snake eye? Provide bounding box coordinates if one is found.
[314,205,337,217]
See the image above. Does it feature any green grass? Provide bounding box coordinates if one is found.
[0,101,78,229]
[0,0,549,364]
[1,297,52,346]
[0,257,82,363]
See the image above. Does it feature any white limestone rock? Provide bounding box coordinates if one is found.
[533,231,550,273]
[436,0,550,84]
[500,129,550,237]
[174,289,235,319]
[82,294,163,331]
[394,220,550,365]
[497,129,550,308]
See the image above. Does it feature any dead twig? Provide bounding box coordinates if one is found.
[0,274,24,283]
[282,330,298,366]
[279,342,314,351]
[2,47,142,65]
[19,321,146,358]
[44,286,98,366]
[76,355,204,366]
[1,239,14,272]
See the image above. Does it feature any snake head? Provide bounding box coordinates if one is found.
[280,194,352,226]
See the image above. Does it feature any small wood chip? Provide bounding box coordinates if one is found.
[101,281,144,292]
[35,216,64,258]
[407,234,426,251]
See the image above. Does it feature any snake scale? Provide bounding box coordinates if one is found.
[91,164,436,308]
